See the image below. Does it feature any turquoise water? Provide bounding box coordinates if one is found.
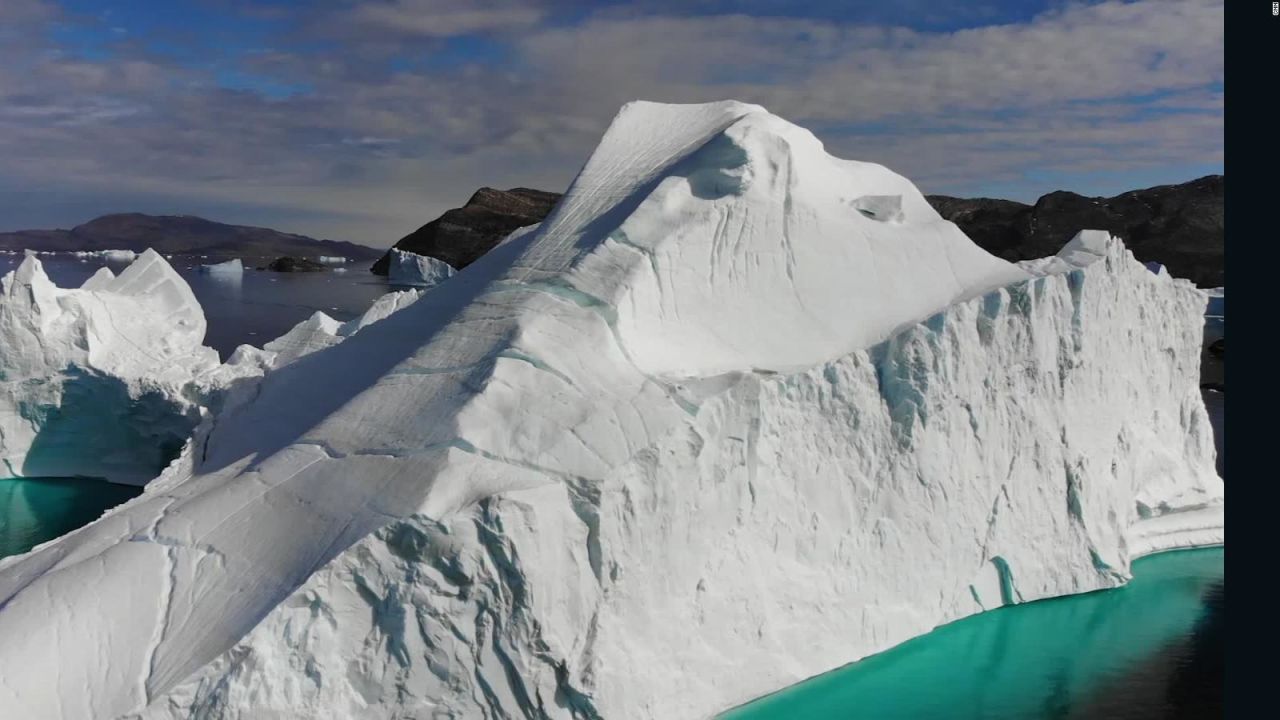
[723,547,1224,719]
[0,477,142,559]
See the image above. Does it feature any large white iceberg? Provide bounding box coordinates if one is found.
[0,101,1222,719]
[387,248,457,288]
[0,251,220,483]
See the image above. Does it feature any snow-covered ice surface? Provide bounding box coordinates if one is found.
[387,248,457,288]
[0,102,1222,720]
[0,251,220,483]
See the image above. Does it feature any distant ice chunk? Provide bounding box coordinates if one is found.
[64,249,139,263]
[199,259,243,275]
[387,248,456,288]
[262,311,344,366]
[258,289,426,370]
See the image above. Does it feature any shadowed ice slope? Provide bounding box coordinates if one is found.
[0,102,1221,720]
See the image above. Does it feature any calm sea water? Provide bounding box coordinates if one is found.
[0,254,396,359]
[0,477,142,558]
[722,547,1224,720]
[723,390,1224,719]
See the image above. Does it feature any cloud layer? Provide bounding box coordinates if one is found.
[0,0,1224,245]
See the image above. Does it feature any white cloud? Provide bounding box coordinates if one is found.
[337,0,546,38]
[0,0,1224,244]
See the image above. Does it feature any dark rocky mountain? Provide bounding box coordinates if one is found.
[370,188,562,274]
[929,175,1224,287]
[0,213,380,262]
[262,256,328,272]
[372,177,1223,287]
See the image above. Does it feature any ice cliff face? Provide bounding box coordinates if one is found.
[387,248,457,288]
[0,101,1222,720]
[0,251,219,483]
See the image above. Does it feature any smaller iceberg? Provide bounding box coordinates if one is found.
[0,250,219,483]
[199,258,244,275]
[66,249,138,263]
[387,248,456,288]
[316,256,348,265]
[260,289,425,368]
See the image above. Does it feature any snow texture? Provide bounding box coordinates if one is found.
[387,248,457,288]
[0,101,1222,720]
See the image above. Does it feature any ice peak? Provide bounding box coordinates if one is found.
[81,266,118,291]
[510,100,1028,375]
[7,253,47,288]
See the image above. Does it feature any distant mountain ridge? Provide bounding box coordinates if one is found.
[0,213,381,261]
[930,175,1224,287]
[373,177,1224,287]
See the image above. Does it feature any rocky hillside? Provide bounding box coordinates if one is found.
[374,177,1224,287]
[0,213,380,261]
[369,188,562,274]
[930,175,1224,287]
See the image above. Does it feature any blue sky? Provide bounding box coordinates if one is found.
[0,1,1224,246]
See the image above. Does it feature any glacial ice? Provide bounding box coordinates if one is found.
[68,249,139,263]
[0,251,220,483]
[0,251,423,485]
[258,290,425,369]
[0,101,1222,720]
[387,248,457,288]
[199,259,243,275]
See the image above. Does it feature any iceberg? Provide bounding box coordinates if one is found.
[0,251,220,484]
[255,290,426,369]
[387,247,457,288]
[316,255,348,265]
[199,258,244,275]
[68,249,139,263]
[0,102,1222,719]
[0,252,418,485]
